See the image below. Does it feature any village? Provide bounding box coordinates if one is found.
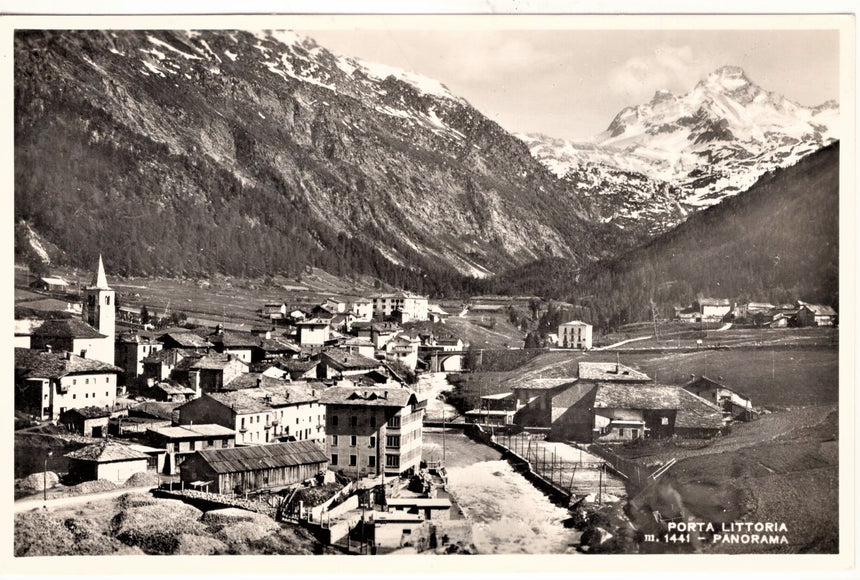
[13,258,839,555]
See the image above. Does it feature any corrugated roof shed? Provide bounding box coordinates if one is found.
[193,440,327,473]
[65,441,149,463]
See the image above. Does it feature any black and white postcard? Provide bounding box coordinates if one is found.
[3,7,854,578]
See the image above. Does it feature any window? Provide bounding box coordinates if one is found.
[385,454,400,468]
[332,435,338,446]
[350,416,357,427]
[661,417,669,425]
[350,435,357,447]
[370,416,377,428]
[241,418,246,429]
[85,378,89,385]
[85,393,89,398]
[368,456,376,468]
[332,415,338,426]
[106,377,109,383]
[189,441,196,451]
[349,455,357,466]
[106,392,109,397]
[619,428,626,437]
[105,296,111,306]
[73,379,77,385]
[73,394,77,400]
[296,417,299,424]
[386,435,400,448]
[388,416,400,428]
[331,454,338,465]
[369,437,376,448]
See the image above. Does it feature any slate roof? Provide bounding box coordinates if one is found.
[191,440,327,474]
[593,383,723,430]
[158,332,212,349]
[153,382,196,395]
[209,331,259,348]
[190,354,248,371]
[65,441,149,463]
[258,337,302,354]
[149,424,235,440]
[142,348,185,365]
[514,377,578,391]
[202,391,271,414]
[578,362,651,382]
[130,401,181,420]
[683,376,752,403]
[559,320,591,327]
[318,386,417,407]
[15,348,122,379]
[321,350,381,371]
[31,318,105,340]
[61,406,111,419]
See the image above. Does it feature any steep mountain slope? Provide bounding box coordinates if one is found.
[521,66,838,234]
[15,30,629,288]
[492,142,839,330]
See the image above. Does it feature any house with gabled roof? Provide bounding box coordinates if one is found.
[65,441,150,484]
[15,347,123,421]
[177,391,273,446]
[59,406,111,437]
[296,318,331,346]
[683,375,757,422]
[207,329,259,363]
[591,383,724,442]
[795,302,837,327]
[181,353,249,394]
[318,350,384,380]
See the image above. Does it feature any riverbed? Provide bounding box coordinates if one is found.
[423,429,581,554]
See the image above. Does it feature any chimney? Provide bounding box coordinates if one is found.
[80,349,87,359]
[65,351,72,360]
[256,377,262,388]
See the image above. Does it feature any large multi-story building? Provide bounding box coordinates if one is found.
[371,292,428,323]
[319,384,425,479]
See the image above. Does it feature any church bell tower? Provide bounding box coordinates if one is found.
[82,254,115,362]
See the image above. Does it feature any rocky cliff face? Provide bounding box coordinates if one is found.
[520,66,838,234]
[15,30,628,282]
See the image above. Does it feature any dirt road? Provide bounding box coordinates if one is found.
[14,485,156,513]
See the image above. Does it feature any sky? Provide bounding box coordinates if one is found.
[301,28,841,141]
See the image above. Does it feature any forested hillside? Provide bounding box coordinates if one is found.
[490,142,839,330]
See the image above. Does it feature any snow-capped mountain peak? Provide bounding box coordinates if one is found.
[519,66,838,234]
